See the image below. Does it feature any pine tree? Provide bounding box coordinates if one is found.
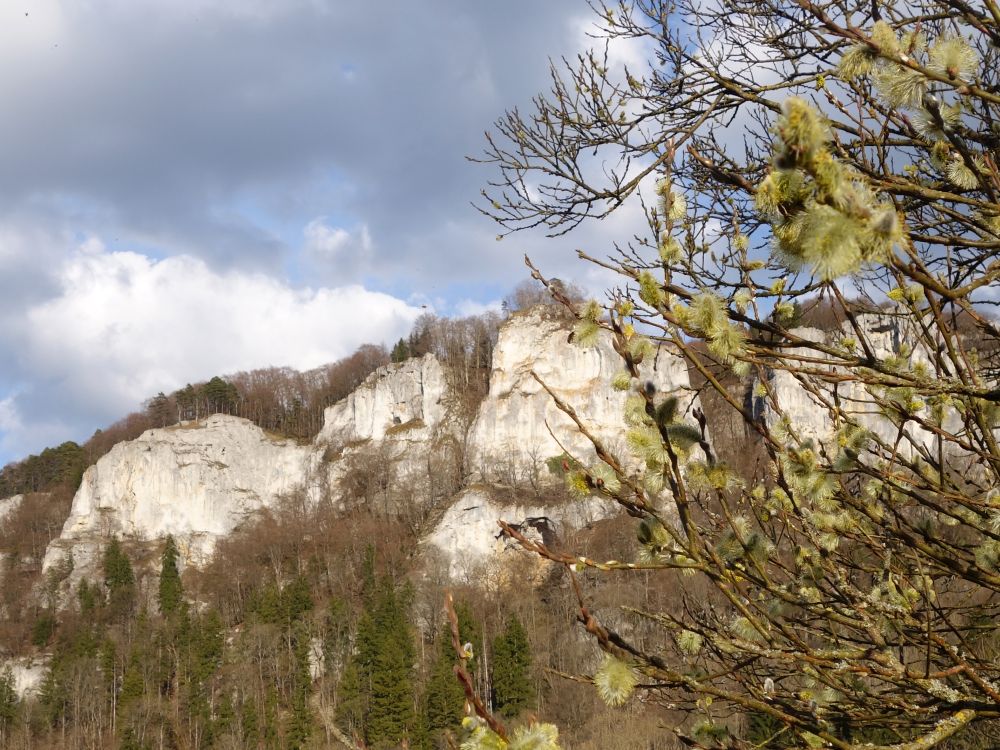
[186,613,223,747]
[491,616,533,718]
[280,575,313,626]
[147,391,172,427]
[103,536,134,590]
[102,536,135,618]
[390,338,411,363]
[366,579,416,749]
[77,579,97,614]
[335,658,367,739]
[424,601,481,741]
[337,572,417,749]
[263,687,281,750]
[286,624,313,750]
[175,384,197,421]
[201,376,238,415]
[119,650,145,706]
[424,630,466,739]
[158,534,183,616]
[31,610,56,647]
[239,695,260,747]
[0,668,17,744]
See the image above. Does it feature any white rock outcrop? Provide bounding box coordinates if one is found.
[752,314,955,459]
[2,657,47,699]
[0,494,23,525]
[43,415,312,572]
[313,354,456,508]
[317,354,447,445]
[39,306,700,587]
[468,306,694,481]
[426,488,611,580]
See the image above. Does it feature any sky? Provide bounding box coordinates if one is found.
[0,0,657,466]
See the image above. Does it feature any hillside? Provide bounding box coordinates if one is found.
[0,304,698,750]
[0,301,952,750]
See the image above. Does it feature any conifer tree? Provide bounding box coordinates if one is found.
[102,536,135,618]
[287,624,314,750]
[367,579,416,749]
[31,610,56,647]
[158,534,183,616]
[337,573,417,749]
[335,658,367,739]
[391,337,411,363]
[490,616,533,718]
[147,391,172,427]
[424,630,466,738]
[77,579,97,614]
[264,688,281,749]
[425,601,481,742]
[240,695,260,747]
[119,650,145,707]
[0,668,17,745]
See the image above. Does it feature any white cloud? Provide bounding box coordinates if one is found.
[455,298,502,317]
[569,14,649,75]
[304,218,373,261]
[1,240,422,457]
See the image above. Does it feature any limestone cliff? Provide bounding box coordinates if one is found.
[751,313,955,459]
[0,494,23,525]
[39,306,697,586]
[313,353,459,509]
[317,353,447,445]
[42,415,312,578]
[426,488,610,580]
[468,306,694,482]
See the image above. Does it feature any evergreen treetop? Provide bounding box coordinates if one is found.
[158,534,183,615]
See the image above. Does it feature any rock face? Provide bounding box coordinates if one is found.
[317,354,448,445]
[751,314,952,459]
[3,657,47,699]
[40,306,698,586]
[468,306,694,482]
[313,353,458,510]
[425,488,610,580]
[0,494,23,525]
[43,415,312,574]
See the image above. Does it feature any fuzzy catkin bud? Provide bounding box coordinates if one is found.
[947,156,980,189]
[638,271,665,306]
[871,20,899,53]
[776,97,831,164]
[838,44,877,80]
[594,655,638,707]
[658,233,682,262]
[508,724,561,750]
[677,629,704,655]
[928,36,978,81]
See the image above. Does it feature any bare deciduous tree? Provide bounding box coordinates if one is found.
[469,1,1000,748]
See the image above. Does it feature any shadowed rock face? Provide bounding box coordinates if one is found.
[39,306,697,587]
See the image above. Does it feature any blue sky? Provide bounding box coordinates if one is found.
[0,1,652,465]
